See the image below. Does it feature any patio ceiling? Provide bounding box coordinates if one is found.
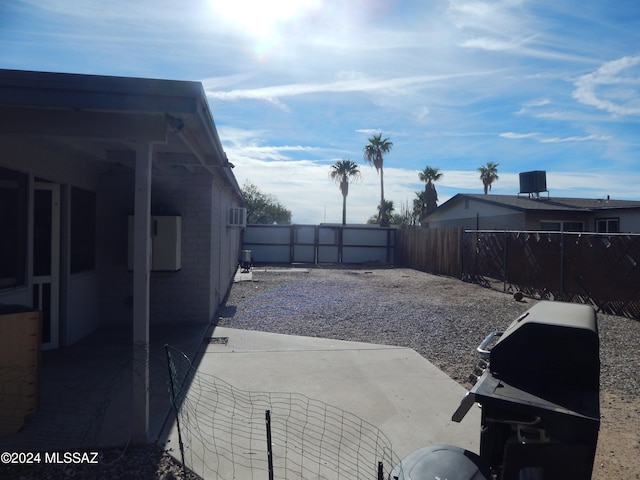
[0,69,238,185]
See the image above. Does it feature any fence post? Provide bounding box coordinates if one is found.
[503,230,508,292]
[165,345,188,479]
[378,461,384,480]
[560,231,565,298]
[266,409,274,480]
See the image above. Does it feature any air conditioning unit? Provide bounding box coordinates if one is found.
[228,207,247,227]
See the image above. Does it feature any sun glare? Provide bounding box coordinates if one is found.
[209,0,322,38]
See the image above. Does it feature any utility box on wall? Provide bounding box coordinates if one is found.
[128,215,182,271]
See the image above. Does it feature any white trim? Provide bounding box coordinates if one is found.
[33,182,60,350]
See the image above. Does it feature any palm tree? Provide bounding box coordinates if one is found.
[363,133,393,226]
[478,162,499,194]
[418,166,443,217]
[329,159,361,225]
[367,199,395,224]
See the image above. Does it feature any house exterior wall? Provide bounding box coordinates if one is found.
[209,175,243,313]
[523,211,592,231]
[97,169,242,328]
[618,212,640,233]
[2,146,242,344]
[95,170,134,327]
[0,143,101,347]
[594,210,640,233]
[1,71,244,350]
[150,172,213,324]
[426,198,527,230]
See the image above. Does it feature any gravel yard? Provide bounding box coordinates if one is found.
[219,265,640,480]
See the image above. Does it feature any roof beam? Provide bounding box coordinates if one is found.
[0,107,167,141]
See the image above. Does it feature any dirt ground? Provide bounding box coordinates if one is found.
[595,391,640,479]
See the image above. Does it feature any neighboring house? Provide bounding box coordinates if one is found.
[422,193,640,233]
[0,68,244,347]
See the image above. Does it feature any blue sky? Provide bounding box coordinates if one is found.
[2,0,639,224]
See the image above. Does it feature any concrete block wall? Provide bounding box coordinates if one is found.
[96,168,242,328]
[150,173,214,324]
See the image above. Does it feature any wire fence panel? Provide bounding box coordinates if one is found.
[165,345,401,480]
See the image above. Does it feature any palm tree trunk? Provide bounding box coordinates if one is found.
[379,167,388,226]
[341,192,347,225]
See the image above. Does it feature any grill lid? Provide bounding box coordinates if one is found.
[487,301,599,395]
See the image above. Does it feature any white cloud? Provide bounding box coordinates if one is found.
[461,34,536,52]
[500,132,539,139]
[573,55,640,116]
[523,98,551,108]
[500,132,610,143]
[204,70,501,106]
[538,134,610,143]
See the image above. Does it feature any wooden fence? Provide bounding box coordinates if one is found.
[395,228,463,278]
[395,228,640,320]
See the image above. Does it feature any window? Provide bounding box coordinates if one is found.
[70,187,96,273]
[562,222,584,232]
[540,220,584,232]
[596,218,619,233]
[540,221,561,231]
[228,207,247,227]
[0,167,28,288]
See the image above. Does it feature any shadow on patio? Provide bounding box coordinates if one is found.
[0,322,210,452]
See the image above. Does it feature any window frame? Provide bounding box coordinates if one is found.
[596,218,619,233]
[539,220,585,232]
[0,166,28,289]
[70,186,97,274]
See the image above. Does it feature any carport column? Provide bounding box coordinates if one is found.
[132,140,153,443]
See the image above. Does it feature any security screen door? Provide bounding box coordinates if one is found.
[33,182,60,350]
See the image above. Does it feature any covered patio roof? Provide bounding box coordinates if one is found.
[0,68,242,443]
[0,68,241,198]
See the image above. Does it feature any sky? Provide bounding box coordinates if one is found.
[1,0,639,224]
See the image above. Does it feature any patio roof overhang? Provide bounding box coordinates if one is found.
[0,69,242,443]
[0,68,243,201]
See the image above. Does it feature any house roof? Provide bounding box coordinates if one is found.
[429,193,640,217]
[0,68,243,202]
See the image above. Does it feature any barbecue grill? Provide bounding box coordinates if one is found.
[452,301,600,480]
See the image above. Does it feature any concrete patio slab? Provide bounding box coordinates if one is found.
[160,326,480,473]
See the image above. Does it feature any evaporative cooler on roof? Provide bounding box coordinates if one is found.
[519,171,547,196]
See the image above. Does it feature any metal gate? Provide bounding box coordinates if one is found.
[243,225,396,265]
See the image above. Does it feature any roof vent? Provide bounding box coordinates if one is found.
[519,171,548,198]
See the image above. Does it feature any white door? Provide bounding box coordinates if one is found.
[33,183,61,350]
